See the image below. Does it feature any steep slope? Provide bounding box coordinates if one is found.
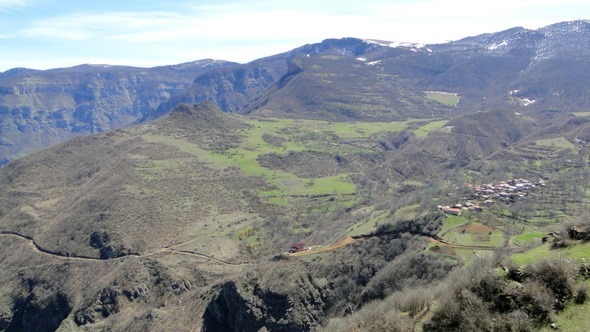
[0,103,261,258]
[240,49,448,121]
[0,100,588,330]
[3,20,590,164]
[0,60,233,164]
[243,21,590,120]
[154,38,385,118]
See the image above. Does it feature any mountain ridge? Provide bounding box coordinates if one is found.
[2,20,590,164]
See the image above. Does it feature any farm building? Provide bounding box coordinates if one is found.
[442,207,462,216]
[289,243,306,253]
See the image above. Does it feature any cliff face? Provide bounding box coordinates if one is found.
[202,276,327,332]
[0,60,232,164]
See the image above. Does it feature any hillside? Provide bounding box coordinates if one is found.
[243,21,590,120]
[1,19,590,332]
[0,60,234,165]
[0,100,589,330]
[3,21,590,164]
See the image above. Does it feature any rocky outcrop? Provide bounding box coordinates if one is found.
[0,60,232,163]
[4,292,71,331]
[89,231,137,259]
[74,288,125,325]
[202,274,327,332]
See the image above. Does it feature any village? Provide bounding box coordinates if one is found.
[439,178,546,216]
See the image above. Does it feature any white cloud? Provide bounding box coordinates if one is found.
[0,0,29,9]
[21,11,184,41]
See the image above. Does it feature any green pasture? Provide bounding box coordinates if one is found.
[425,91,461,106]
[413,120,448,138]
[540,280,590,332]
[511,242,590,265]
[442,224,504,247]
[513,231,547,245]
[535,137,576,150]
[440,215,468,233]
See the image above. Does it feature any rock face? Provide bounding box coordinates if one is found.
[202,277,327,332]
[89,231,136,259]
[2,275,72,332]
[0,60,232,164]
[6,293,71,332]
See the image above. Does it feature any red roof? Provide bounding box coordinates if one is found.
[291,243,305,249]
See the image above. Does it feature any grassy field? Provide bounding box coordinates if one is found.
[513,231,547,245]
[540,280,590,332]
[440,215,468,234]
[346,210,390,237]
[511,242,590,265]
[535,137,576,150]
[441,222,504,247]
[425,91,461,106]
[412,120,448,138]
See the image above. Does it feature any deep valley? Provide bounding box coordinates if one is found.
[1,20,590,332]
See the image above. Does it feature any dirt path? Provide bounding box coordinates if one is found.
[289,236,357,256]
[1,225,511,267]
[0,230,116,261]
[164,249,251,266]
[0,230,248,266]
[428,237,508,251]
[290,232,511,258]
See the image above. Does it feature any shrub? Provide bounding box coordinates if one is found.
[518,280,555,325]
[524,258,576,309]
[424,289,494,332]
[321,299,413,332]
[506,310,533,332]
[574,284,587,304]
[391,286,434,317]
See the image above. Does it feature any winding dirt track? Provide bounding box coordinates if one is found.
[0,230,248,266]
[428,237,507,251]
[1,226,511,267]
[0,230,112,261]
[289,236,357,256]
[290,232,511,257]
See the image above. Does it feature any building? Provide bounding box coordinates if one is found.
[442,207,462,216]
[289,243,306,253]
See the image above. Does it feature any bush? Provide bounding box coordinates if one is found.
[518,280,555,325]
[424,289,494,332]
[321,297,414,332]
[574,284,587,304]
[391,286,434,317]
[524,258,576,309]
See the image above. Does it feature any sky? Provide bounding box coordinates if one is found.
[1,0,589,71]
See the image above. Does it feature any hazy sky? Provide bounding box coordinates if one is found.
[1,0,588,71]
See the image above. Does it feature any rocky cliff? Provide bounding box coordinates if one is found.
[0,60,232,164]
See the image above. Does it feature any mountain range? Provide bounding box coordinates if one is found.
[0,20,590,331]
[2,20,590,165]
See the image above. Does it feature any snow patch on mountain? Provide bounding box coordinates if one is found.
[364,39,425,51]
[488,40,508,50]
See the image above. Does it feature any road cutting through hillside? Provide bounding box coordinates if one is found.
[289,236,357,256]
[428,237,507,251]
[0,230,248,266]
[1,227,509,267]
[0,230,114,261]
[289,233,509,257]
